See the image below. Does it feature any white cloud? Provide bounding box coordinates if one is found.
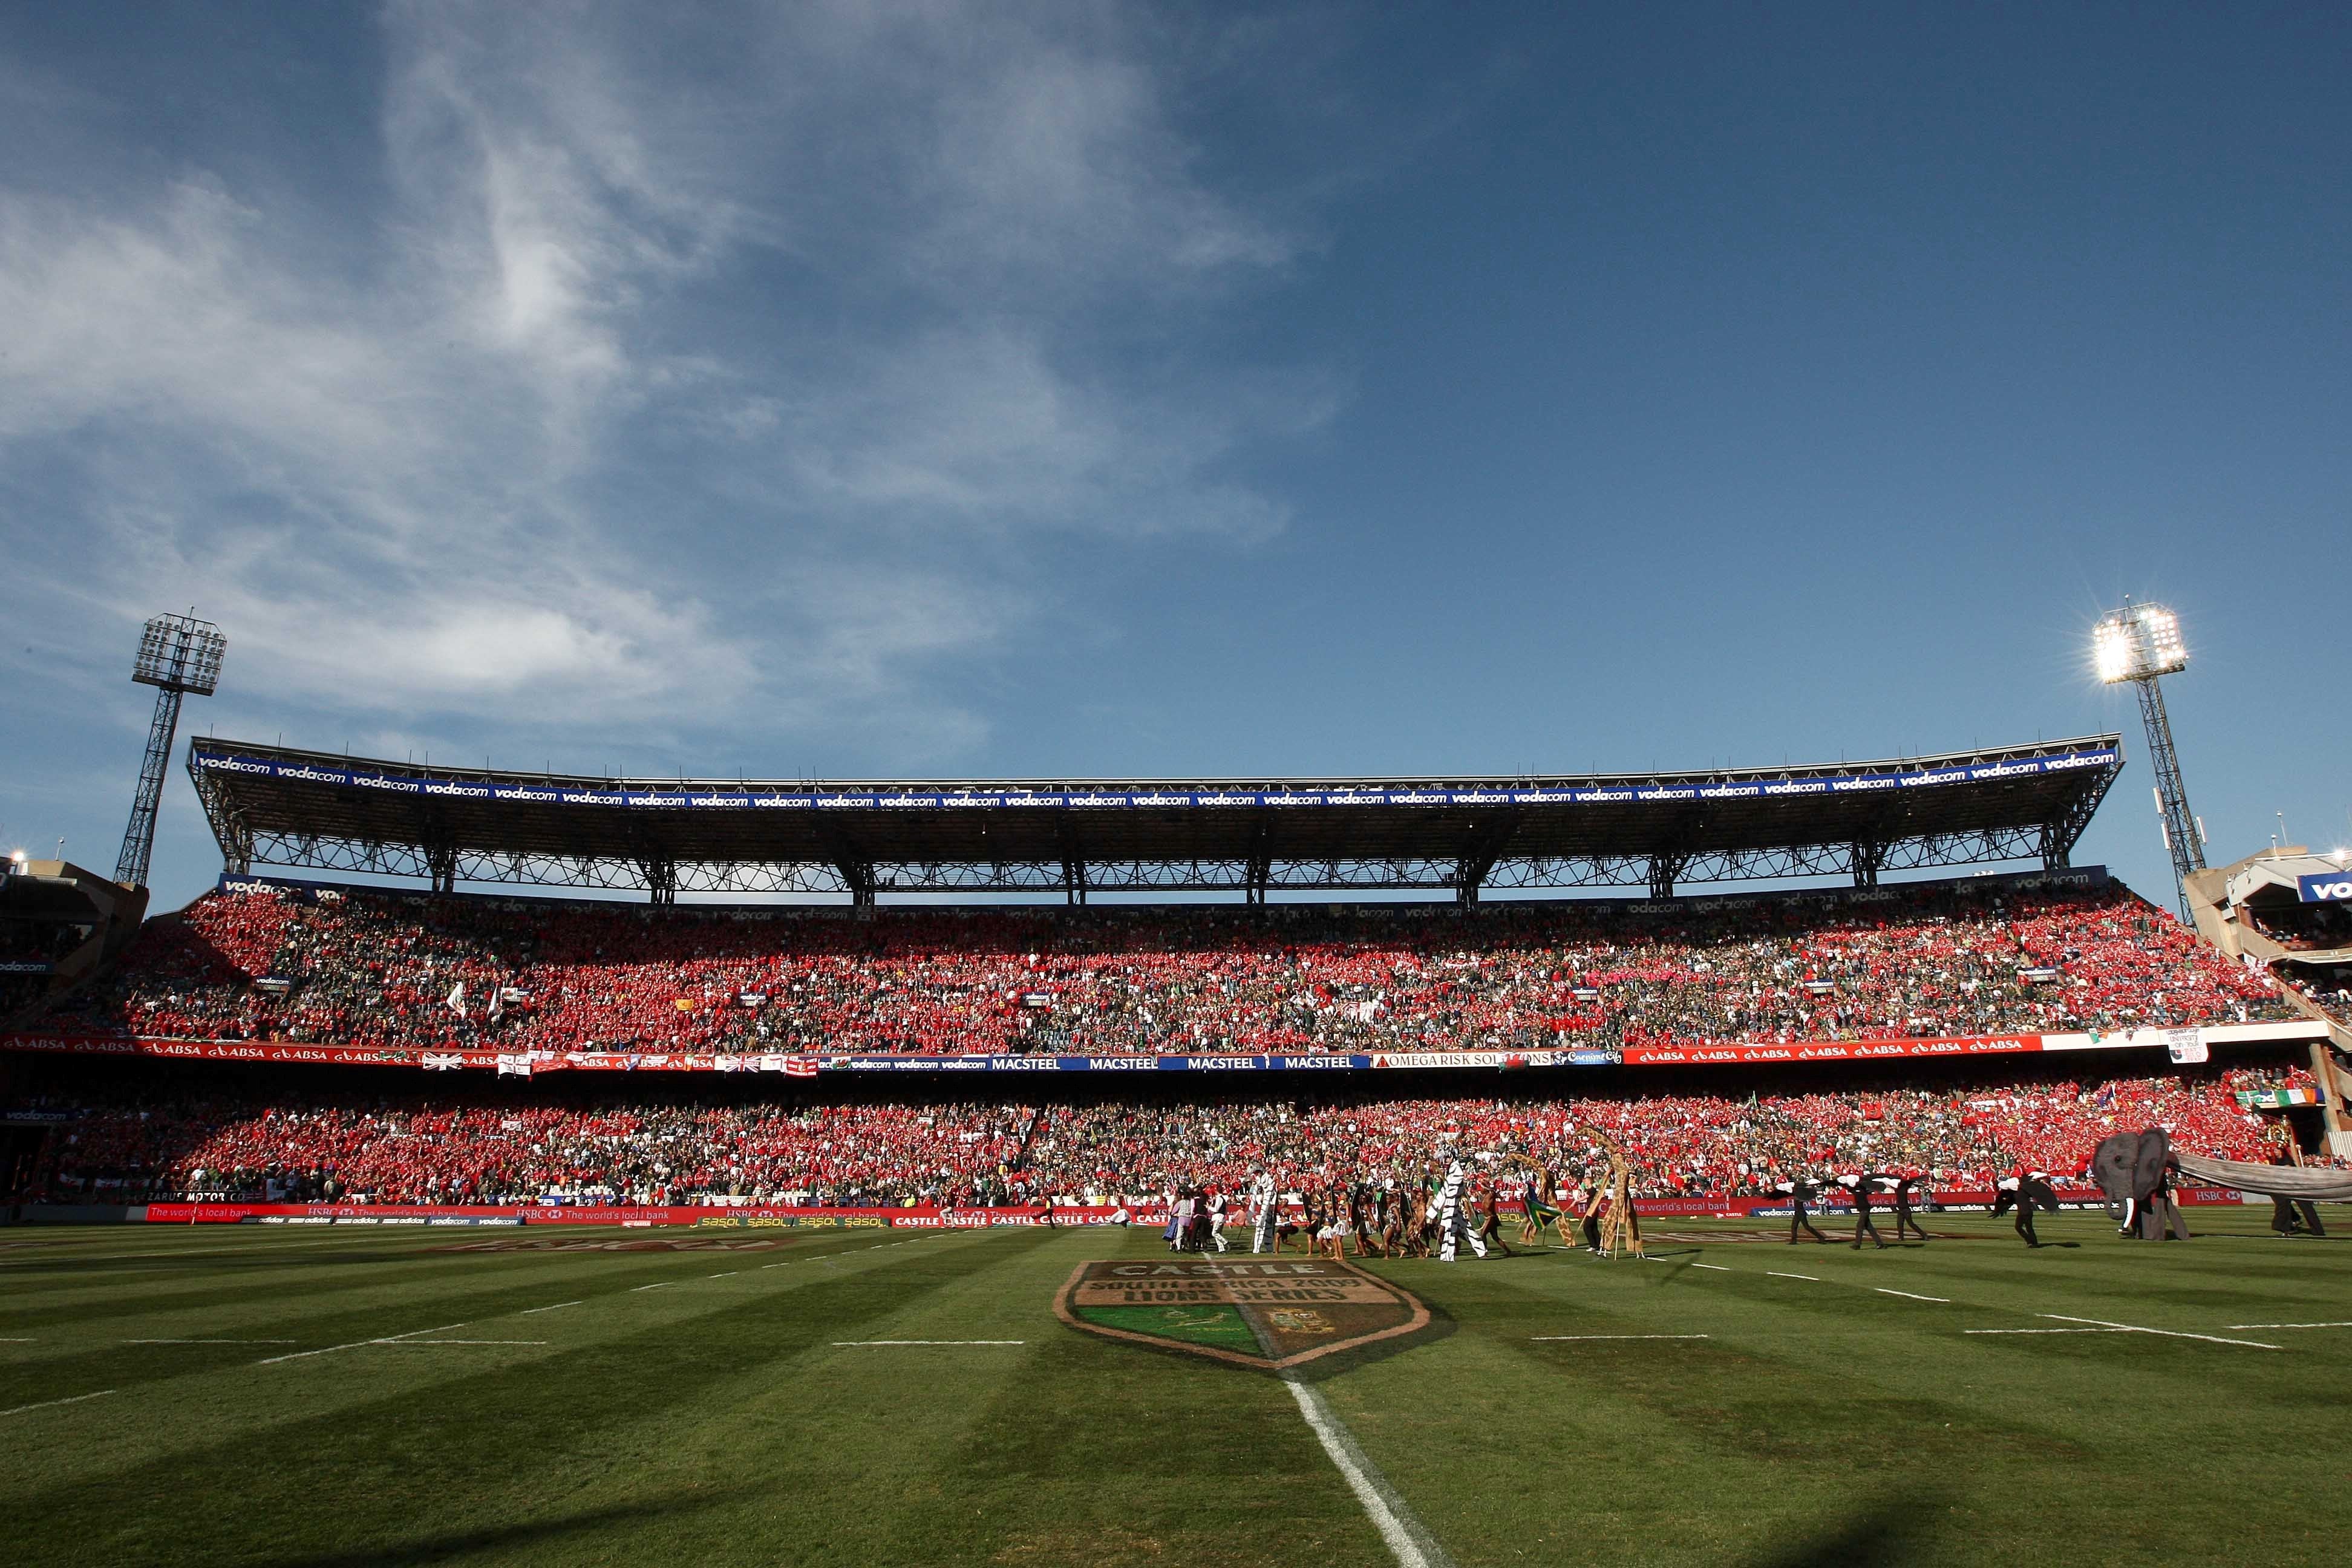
[0,3,1331,765]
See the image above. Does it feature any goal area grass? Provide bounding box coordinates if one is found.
[2,1209,2345,1567]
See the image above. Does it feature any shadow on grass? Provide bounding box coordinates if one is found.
[1742,1495,1942,1568]
[249,1494,746,1568]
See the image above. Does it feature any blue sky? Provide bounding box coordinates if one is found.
[2,3,2345,911]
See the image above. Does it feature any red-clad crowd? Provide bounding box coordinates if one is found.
[24,1065,2308,1207]
[42,877,2292,1057]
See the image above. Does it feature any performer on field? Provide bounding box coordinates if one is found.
[1776,1176,1829,1244]
[1203,1186,1230,1253]
[1576,1175,1604,1253]
[1475,1175,1515,1258]
[1249,1172,1279,1255]
[1994,1169,2058,1247]
[1429,1154,1489,1262]
[1517,1165,1561,1247]
[1890,1171,1930,1242]
[1840,1173,1888,1249]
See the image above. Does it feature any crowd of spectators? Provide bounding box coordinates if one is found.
[0,917,90,963]
[22,1064,2310,1207]
[36,878,2293,1057]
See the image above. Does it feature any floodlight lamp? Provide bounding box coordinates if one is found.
[2092,620,2135,684]
[2091,601,2187,684]
[130,613,227,696]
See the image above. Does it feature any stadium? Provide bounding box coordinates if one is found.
[7,704,2352,1567]
[7,13,2352,1568]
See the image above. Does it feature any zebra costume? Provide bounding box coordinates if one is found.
[1249,1174,1279,1254]
[1428,1158,1488,1263]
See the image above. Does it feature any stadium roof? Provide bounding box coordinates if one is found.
[187,734,2123,904]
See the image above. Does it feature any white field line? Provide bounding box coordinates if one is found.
[1284,1373,1457,1568]
[1877,1290,1950,1303]
[125,1338,297,1344]
[1766,1272,1819,1282]
[2038,1314,2280,1350]
[1691,1263,1731,1272]
[2227,1321,2352,1330]
[0,1389,115,1418]
[1966,1328,2123,1336]
[630,1282,672,1292]
[1530,1334,1710,1341]
[520,1301,582,1315]
[709,1272,738,1278]
[260,1321,468,1365]
[380,1339,546,1347]
[831,1340,1025,1347]
[0,1337,37,1342]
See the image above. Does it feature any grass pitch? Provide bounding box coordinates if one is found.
[3,1211,2347,1567]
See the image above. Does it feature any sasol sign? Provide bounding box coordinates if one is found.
[2299,871,2352,903]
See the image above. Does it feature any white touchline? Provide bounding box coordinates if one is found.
[1283,1373,1456,1568]
[1691,1264,1731,1272]
[1877,1290,1950,1303]
[1766,1272,1819,1281]
[0,1389,116,1418]
[260,1321,468,1365]
[520,1301,582,1315]
[1530,1334,1710,1341]
[2038,1313,2280,1350]
[630,1282,671,1292]
[1966,1328,2122,1335]
[125,1338,298,1344]
[2227,1322,2352,1330]
[710,1272,739,1278]
[830,1340,1025,1347]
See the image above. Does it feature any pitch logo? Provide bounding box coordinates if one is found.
[1054,1259,1428,1371]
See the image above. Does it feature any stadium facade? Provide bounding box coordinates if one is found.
[186,734,2126,903]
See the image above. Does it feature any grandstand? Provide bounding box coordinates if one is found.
[4,731,2347,1209]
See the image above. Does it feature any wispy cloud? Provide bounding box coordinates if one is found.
[0,2,1331,765]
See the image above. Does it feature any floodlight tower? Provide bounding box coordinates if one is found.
[2093,599,2201,920]
[115,613,227,889]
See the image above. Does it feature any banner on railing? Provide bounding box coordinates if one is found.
[5,1019,2327,1074]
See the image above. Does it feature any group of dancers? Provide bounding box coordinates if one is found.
[1160,1158,2250,1258]
[1158,1155,1644,1263]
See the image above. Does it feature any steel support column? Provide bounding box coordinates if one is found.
[2132,674,2204,920]
[115,687,184,888]
[1647,853,1689,900]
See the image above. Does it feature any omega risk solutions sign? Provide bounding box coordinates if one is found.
[1054,1259,1430,1371]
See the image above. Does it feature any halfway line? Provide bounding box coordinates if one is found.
[2039,1313,2279,1351]
[1,1389,116,1418]
[260,1321,468,1365]
[1530,1334,1708,1341]
[831,1339,1025,1347]
[1284,1373,1457,1568]
[380,1339,546,1346]
[2227,1321,2352,1330]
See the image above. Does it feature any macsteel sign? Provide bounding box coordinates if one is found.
[190,747,2121,812]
